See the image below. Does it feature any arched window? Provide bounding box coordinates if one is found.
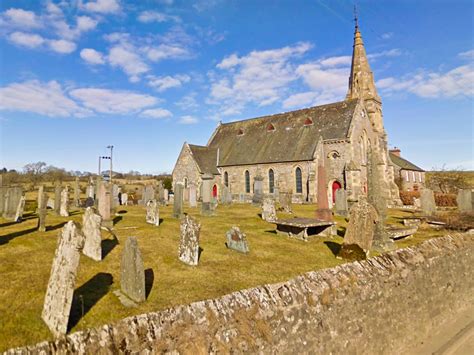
[245,170,250,193]
[295,167,302,193]
[268,169,274,193]
[224,171,229,187]
[184,178,188,188]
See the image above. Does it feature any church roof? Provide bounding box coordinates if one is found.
[389,152,424,172]
[208,99,359,167]
[188,144,219,174]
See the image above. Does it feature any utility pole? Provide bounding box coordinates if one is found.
[107,145,114,184]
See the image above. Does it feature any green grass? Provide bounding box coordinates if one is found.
[0,202,444,351]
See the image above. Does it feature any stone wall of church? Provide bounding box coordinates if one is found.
[172,144,202,194]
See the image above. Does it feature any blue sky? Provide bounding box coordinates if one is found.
[0,0,472,174]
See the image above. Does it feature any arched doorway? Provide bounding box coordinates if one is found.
[212,184,218,199]
[331,181,342,203]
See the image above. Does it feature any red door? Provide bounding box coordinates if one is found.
[212,184,218,198]
[332,181,342,203]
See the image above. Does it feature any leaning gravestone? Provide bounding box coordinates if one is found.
[82,207,102,261]
[121,237,146,303]
[38,191,48,232]
[279,191,293,213]
[59,187,69,217]
[335,189,348,217]
[14,195,26,222]
[420,189,436,216]
[54,182,62,216]
[173,184,184,218]
[262,198,277,222]
[457,189,473,213]
[225,226,249,254]
[189,184,197,208]
[252,177,264,205]
[179,215,201,266]
[338,198,378,260]
[42,221,85,337]
[3,187,23,220]
[146,199,160,226]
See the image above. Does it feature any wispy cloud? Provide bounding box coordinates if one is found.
[148,74,191,92]
[80,0,121,14]
[8,32,45,48]
[80,48,106,65]
[141,108,173,119]
[137,11,180,23]
[179,115,198,124]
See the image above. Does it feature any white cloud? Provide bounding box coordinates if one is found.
[179,115,198,124]
[81,0,121,14]
[381,32,393,40]
[70,88,158,114]
[0,80,88,117]
[108,44,150,82]
[175,93,199,110]
[48,39,76,54]
[8,32,45,48]
[283,91,319,109]
[319,56,351,67]
[80,48,105,64]
[144,44,189,62]
[76,16,98,32]
[368,48,402,60]
[3,8,42,28]
[148,74,190,91]
[459,49,474,60]
[138,11,180,23]
[141,108,173,119]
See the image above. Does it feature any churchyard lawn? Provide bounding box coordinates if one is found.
[0,202,446,351]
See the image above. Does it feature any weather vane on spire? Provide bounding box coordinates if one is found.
[354,3,359,30]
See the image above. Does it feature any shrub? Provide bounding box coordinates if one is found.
[438,212,474,231]
[399,191,420,205]
[434,193,457,207]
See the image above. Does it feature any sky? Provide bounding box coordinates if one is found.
[0,0,472,174]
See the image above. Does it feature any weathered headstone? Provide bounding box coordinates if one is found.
[457,189,473,213]
[82,207,102,261]
[201,174,213,216]
[146,199,160,226]
[3,187,23,220]
[0,186,6,215]
[179,215,201,266]
[47,197,55,209]
[252,177,264,205]
[262,198,277,222]
[121,237,146,303]
[121,193,128,206]
[420,189,436,216]
[38,191,48,232]
[157,182,165,205]
[37,185,44,212]
[112,184,119,208]
[335,189,348,217]
[14,195,26,222]
[413,197,421,209]
[86,185,94,199]
[220,185,232,205]
[143,185,155,204]
[163,189,169,204]
[59,187,69,217]
[225,226,249,253]
[189,184,197,207]
[338,198,378,260]
[98,183,113,228]
[41,221,85,337]
[315,164,332,222]
[54,182,61,216]
[279,191,293,213]
[173,184,184,218]
[74,177,80,207]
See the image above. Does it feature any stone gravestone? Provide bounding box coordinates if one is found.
[201,174,214,216]
[163,189,169,205]
[121,193,128,206]
[225,226,249,254]
[457,189,473,213]
[144,185,155,204]
[252,177,264,205]
[315,164,333,222]
[54,182,62,216]
[279,191,293,213]
[173,184,184,218]
[189,184,197,208]
[3,187,23,220]
[74,177,80,207]
[37,185,44,212]
[179,215,201,266]
[335,189,348,217]
[82,207,102,261]
[98,183,113,228]
[41,221,85,337]
[420,189,436,216]
[14,195,26,222]
[220,185,232,205]
[338,198,378,260]
[112,184,119,208]
[413,197,421,209]
[121,237,146,303]
[0,186,6,216]
[146,199,160,226]
[86,185,94,199]
[60,187,70,217]
[38,191,48,232]
[262,198,277,222]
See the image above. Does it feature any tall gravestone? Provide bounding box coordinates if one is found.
[94,176,101,203]
[315,164,332,222]
[279,191,293,213]
[335,189,348,217]
[54,182,62,216]
[112,184,119,208]
[82,207,102,261]
[98,183,113,228]
[262,198,277,222]
[173,183,184,218]
[420,189,436,216]
[146,199,160,226]
[74,177,80,207]
[220,185,232,205]
[59,187,70,217]
[157,182,165,205]
[14,195,26,222]
[201,174,213,215]
[252,177,264,205]
[179,215,201,266]
[144,185,155,204]
[457,189,473,213]
[189,184,197,207]
[0,186,6,215]
[86,185,94,199]
[121,237,146,303]
[163,189,169,205]
[37,185,44,212]
[42,221,85,337]
[225,226,249,254]
[3,187,22,220]
[38,191,48,232]
[121,193,128,206]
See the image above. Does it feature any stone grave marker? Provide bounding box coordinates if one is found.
[0,186,6,215]
[14,195,26,222]
[262,198,277,222]
[38,191,48,232]
[54,182,61,216]
[74,177,80,207]
[279,191,293,213]
[41,221,85,337]
[179,215,201,266]
[144,185,155,204]
[59,187,70,217]
[457,189,473,213]
[146,199,160,226]
[315,164,332,222]
[252,177,264,205]
[121,192,128,206]
[201,174,213,216]
[420,189,436,216]
[225,226,249,254]
[173,184,184,218]
[220,185,232,205]
[335,189,348,217]
[98,183,113,228]
[37,185,44,212]
[3,186,22,220]
[82,207,102,261]
[86,185,94,199]
[189,184,197,207]
[112,184,119,208]
[120,237,146,303]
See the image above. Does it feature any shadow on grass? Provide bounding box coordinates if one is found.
[337,226,346,237]
[264,230,277,235]
[46,222,67,232]
[0,220,19,228]
[198,246,204,261]
[117,210,128,214]
[159,218,164,225]
[101,236,119,259]
[145,268,154,299]
[0,227,37,245]
[324,241,341,257]
[68,272,113,332]
[113,215,123,225]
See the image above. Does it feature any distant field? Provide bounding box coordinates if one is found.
[0,200,447,351]
[426,170,474,189]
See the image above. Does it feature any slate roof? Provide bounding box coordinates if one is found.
[389,152,424,172]
[188,144,219,174]
[208,99,359,167]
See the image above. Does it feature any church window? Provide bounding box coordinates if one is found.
[184,178,188,188]
[328,151,340,160]
[304,118,313,126]
[295,167,302,193]
[269,169,274,193]
[224,172,228,187]
[245,170,250,193]
[405,171,410,182]
[237,128,244,136]
[267,123,275,132]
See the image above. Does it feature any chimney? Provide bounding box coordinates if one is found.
[389,147,401,157]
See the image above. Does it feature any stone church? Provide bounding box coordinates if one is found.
[173,23,407,206]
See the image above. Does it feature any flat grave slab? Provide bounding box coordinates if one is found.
[272,218,336,241]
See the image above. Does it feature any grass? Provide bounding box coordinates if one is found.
[0,201,445,351]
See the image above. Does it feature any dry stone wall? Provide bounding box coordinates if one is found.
[7,234,473,354]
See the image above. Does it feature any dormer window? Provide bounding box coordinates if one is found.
[304,117,313,126]
[237,128,244,136]
[267,123,275,132]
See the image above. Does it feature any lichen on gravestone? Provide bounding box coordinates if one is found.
[179,215,201,265]
[120,237,146,303]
